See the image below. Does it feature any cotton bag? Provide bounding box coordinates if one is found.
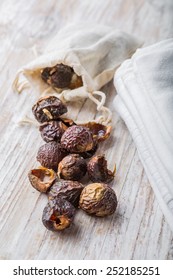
[113,39,173,232]
[13,23,141,124]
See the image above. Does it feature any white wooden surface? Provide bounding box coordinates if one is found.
[0,0,173,260]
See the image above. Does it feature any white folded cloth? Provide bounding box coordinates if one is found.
[113,39,173,232]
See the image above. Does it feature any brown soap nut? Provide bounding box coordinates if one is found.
[58,154,87,181]
[79,183,117,217]
[37,142,67,171]
[28,166,56,193]
[39,121,68,143]
[87,155,116,183]
[60,125,94,153]
[41,63,83,90]
[41,64,73,88]
[48,180,84,207]
[42,197,76,231]
[32,96,67,123]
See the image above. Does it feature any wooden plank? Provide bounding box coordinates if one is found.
[0,0,173,260]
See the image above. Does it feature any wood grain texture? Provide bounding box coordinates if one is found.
[0,0,173,260]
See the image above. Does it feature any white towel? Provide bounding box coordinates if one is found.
[113,39,173,232]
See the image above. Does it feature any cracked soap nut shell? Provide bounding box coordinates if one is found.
[42,197,76,231]
[87,155,115,183]
[37,142,67,171]
[48,180,84,207]
[32,95,67,123]
[80,122,112,142]
[79,183,117,217]
[60,125,94,153]
[58,154,87,181]
[28,166,56,193]
[39,120,68,143]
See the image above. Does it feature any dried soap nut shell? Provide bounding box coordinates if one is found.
[42,197,76,231]
[28,166,56,193]
[39,121,68,143]
[60,125,94,153]
[32,96,67,123]
[37,142,67,171]
[48,180,84,207]
[80,122,112,142]
[79,183,117,217]
[41,64,73,88]
[58,154,87,181]
[87,155,115,183]
[41,63,83,90]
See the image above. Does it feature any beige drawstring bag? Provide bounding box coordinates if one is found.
[13,23,141,124]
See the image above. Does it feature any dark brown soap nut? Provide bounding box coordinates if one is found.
[37,142,67,171]
[80,122,112,142]
[39,121,68,143]
[32,96,67,123]
[28,166,57,193]
[87,155,116,183]
[57,154,87,181]
[60,125,94,153]
[41,64,74,89]
[42,197,76,231]
[41,64,83,90]
[48,180,84,207]
[79,183,117,217]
